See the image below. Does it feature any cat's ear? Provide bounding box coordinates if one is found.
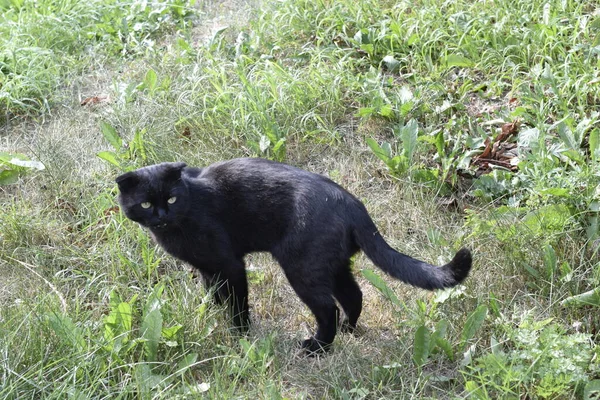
[115,171,139,192]
[163,162,187,180]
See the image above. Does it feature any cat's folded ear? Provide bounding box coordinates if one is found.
[115,171,139,192]
[162,162,187,180]
[164,162,187,171]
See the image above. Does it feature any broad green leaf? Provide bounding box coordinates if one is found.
[162,324,183,340]
[434,319,449,338]
[259,135,271,153]
[141,284,165,362]
[587,214,598,241]
[432,319,453,360]
[109,291,121,309]
[193,382,211,393]
[524,264,542,279]
[177,353,199,375]
[434,130,444,156]
[407,34,419,46]
[9,158,45,170]
[464,380,486,398]
[382,55,400,72]
[444,54,474,68]
[0,152,45,170]
[132,129,147,161]
[557,121,578,150]
[591,17,600,30]
[141,308,163,362]
[590,129,600,161]
[0,151,20,164]
[397,118,418,161]
[543,244,557,278]
[539,187,570,197]
[461,305,488,349]
[399,100,413,116]
[359,43,374,55]
[46,313,86,353]
[104,301,132,353]
[584,380,600,400]
[413,325,430,367]
[144,69,158,92]
[361,269,401,307]
[411,168,439,184]
[96,151,121,168]
[0,169,20,185]
[490,335,501,355]
[144,285,164,316]
[272,138,286,155]
[398,86,413,103]
[561,288,600,307]
[531,317,554,330]
[541,63,554,82]
[436,337,454,361]
[562,148,584,164]
[518,127,540,148]
[353,30,368,44]
[135,364,166,394]
[366,138,390,163]
[357,107,375,117]
[100,122,122,151]
[117,302,133,332]
[176,37,193,52]
[381,142,393,159]
[210,26,228,45]
[489,292,500,317]
[379,104,394,118]
[523,204,572,234]
[461,344,476,367]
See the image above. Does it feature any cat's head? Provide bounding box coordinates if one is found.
[116,162,190,230]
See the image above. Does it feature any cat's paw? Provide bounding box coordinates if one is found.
[300,337,331,356]
[339,319,358,334]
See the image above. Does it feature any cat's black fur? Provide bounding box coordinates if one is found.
[116,158,471,354]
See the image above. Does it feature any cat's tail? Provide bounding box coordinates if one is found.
[352,213,471,290]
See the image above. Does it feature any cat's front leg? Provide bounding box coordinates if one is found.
[196,261,250,332]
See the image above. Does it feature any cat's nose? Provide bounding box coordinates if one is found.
[157,208,167,219]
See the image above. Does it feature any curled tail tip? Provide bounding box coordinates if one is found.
[445,247,472,285]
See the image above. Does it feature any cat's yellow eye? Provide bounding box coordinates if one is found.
[167,196,177,204]
[141,202,152,209]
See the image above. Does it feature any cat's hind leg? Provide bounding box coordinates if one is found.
[276,255,340,354]
[333,264,363,333]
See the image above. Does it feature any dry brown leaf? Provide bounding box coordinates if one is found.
[479,137,493,159]
[181,126,192,138]
[499,121,520,141]
[81,95,110,106]
[473,120,521,174]
[103,206,120,217]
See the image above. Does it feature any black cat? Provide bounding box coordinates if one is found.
[116,158,471,354]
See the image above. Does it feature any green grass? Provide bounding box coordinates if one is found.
[0,0,195,118]
[2,0,600,398]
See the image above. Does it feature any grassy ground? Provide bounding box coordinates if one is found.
[1,0,600,398]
